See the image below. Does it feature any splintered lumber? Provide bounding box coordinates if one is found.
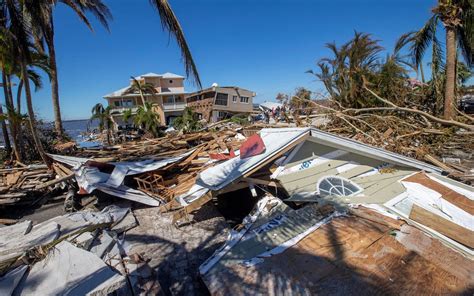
[35,173,75,190]
[409,204,474,248]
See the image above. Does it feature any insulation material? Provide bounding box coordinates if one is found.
[385,174,474,256]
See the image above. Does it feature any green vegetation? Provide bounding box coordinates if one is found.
[308,21,472,116]
[0,0,201,163]
[90,103,113,145]
[134,102,162,137]
[172,107,202,133]
[125,77,157,109]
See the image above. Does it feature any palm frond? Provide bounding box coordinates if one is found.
[27,69,42,91]
[411,15,438,68]
[394,31,415,55]
[149,0,201,88]
[457,0,473,67]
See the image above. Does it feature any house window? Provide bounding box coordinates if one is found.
[164,96,174,104]
[317,176,362,197]
[114,99,134,107]
[123,99,133,107]
[204,91,216,99]
[240,96,249,104]
[215,93,228,106]
[232,95,237,102]
[169,80,173,84]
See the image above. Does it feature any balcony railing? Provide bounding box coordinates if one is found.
[163,102,186,111]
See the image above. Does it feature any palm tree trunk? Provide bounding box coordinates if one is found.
[0,105,12,156]
[2,71,20,161]
[444,27,456,119]
[419,63,425,83]
[21,58,50,165]
[6,75,14,108]
[46,22,64,139]
[16,79,23,113]
[139,90,147,110]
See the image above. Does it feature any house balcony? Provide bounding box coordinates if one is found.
[163,102,186,111]
[110,106,138,115]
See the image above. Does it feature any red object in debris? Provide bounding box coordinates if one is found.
[240,134,266,159]
[209,149,236,160]
[78,187,89,195]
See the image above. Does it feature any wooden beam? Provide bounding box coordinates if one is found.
[35,173,75,190]
[409,204,474,248]
[241,177,282,188]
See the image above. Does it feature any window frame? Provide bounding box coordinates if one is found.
[316,176,363,197]
[215,93,229,106]
[240,96,250,104]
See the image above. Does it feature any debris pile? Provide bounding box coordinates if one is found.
[1,123,473,294]
[0,165,57,206]
[0,205,159,295]
[297,89,474,185]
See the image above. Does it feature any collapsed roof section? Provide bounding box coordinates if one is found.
[179,127,474,293]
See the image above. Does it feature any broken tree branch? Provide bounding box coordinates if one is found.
[363,86,474,131]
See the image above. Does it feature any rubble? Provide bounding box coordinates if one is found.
[0,121,473,294]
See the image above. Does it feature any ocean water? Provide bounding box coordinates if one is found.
[0,119,99,146]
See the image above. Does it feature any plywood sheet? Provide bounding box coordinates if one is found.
[203,216,474,295]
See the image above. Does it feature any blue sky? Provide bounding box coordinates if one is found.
[13,0,442,120]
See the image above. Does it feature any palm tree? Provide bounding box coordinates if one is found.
[122,108,133,125]
[134,102,161,137]
[1,17,51,162]
[90,103,113,145]
[26,0,111,139]
[1,0,50,165]
[408,0,472,119]
[124,77,157,110]
[308,32,384,108]
[172,106,202,133]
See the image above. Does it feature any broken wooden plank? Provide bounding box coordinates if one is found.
[242,177,282,188]
[409,204,474,248]
[35,173,75,190]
